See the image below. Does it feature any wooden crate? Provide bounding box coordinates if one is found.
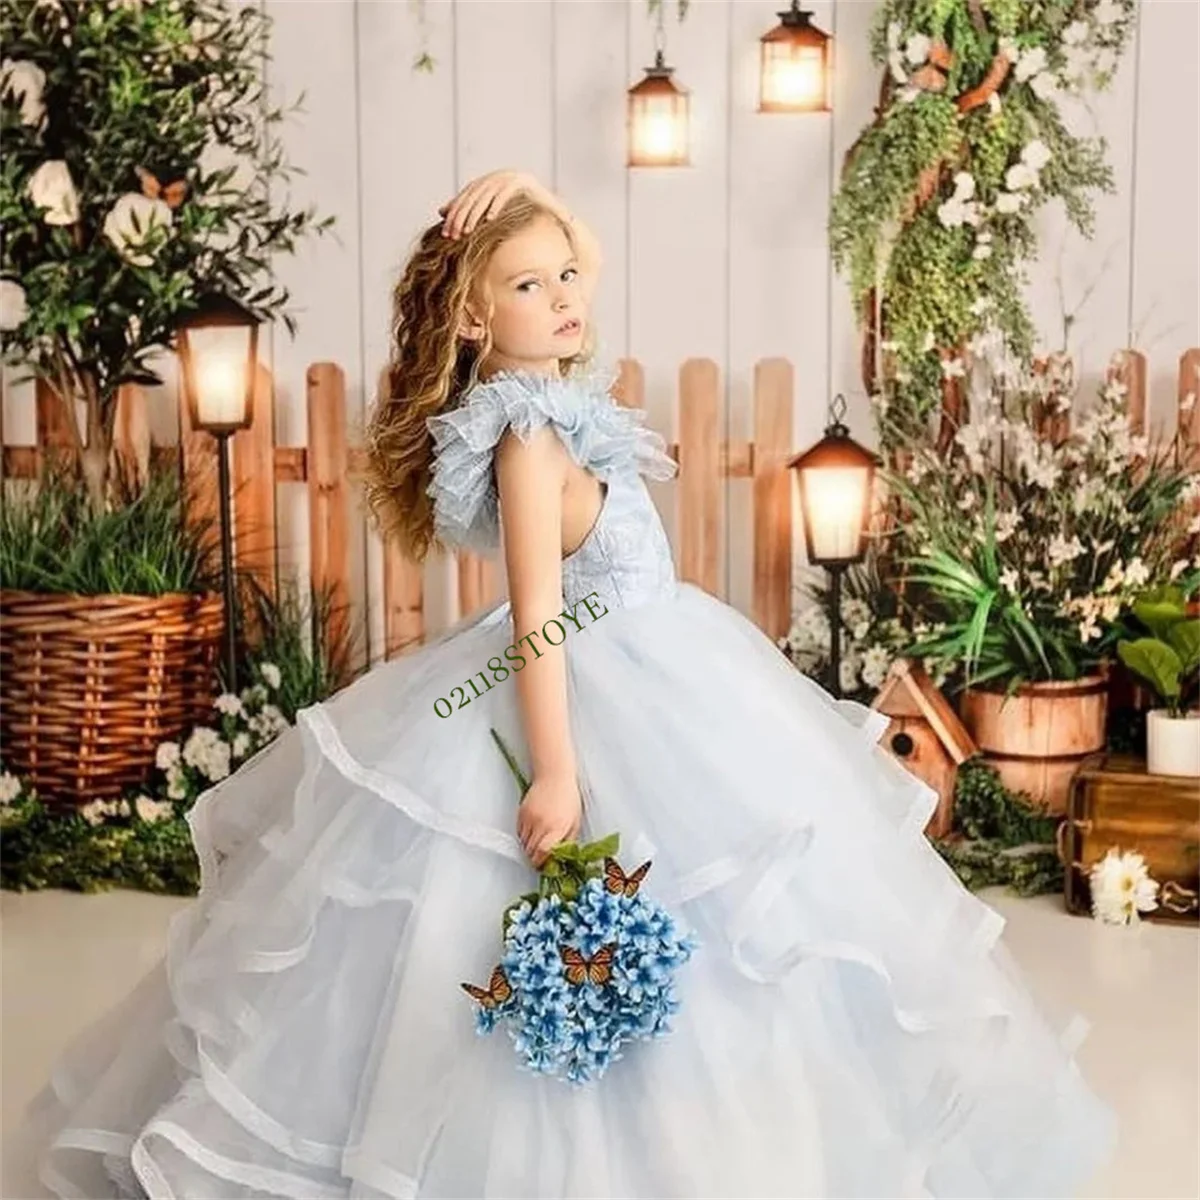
[1060,752,1200,925]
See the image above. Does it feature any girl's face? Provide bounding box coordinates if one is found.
[462,215,587,378]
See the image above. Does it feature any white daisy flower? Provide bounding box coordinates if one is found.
[1090,848,1159,926]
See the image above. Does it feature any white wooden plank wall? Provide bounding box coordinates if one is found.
[3,0,1196,666]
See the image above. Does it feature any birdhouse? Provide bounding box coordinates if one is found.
[869,659,978,839]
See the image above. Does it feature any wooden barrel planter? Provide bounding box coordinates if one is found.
[959,673,1110,814]
[0,590,224,808]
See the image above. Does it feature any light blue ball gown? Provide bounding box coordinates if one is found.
[27,362,1117,1199]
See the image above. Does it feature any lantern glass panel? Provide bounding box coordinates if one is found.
[629,93,689,166]
[800,465,871,561]
[761,42,827,111]
[183,324,254,429]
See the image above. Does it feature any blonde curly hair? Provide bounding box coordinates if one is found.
[355,193,594,565]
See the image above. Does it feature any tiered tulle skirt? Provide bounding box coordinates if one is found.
[27,582,1117,1198]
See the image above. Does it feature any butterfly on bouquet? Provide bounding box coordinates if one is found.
[559,942,617,988]
[603,856,651,898]
[460,964,513,1009]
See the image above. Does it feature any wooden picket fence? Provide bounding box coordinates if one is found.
[1,357,801,666]
[4,347,1197,671]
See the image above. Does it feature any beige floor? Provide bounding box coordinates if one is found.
[1,885,1197,1200]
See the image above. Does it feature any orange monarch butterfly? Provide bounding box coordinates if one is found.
[559,942,617,988]
[603,857,652,898]
[135,165,189,209]
[460,964,513,1009]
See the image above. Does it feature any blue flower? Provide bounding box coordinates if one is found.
[464,863,701,1085]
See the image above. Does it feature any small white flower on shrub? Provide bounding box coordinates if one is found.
[134,795,175,824]
[0,58,47,127]
[103,193,172,267]
[0,771,22,807]
[79,798,131,826]
[151,661,292,806]
[214,692,244,718]
[156,741,181,771]
[27,160,80,225]
[0,278,29,331]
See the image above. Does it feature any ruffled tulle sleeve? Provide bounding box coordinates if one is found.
[425,362,677,554]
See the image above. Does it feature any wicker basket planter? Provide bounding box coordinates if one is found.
[0,589,223,807]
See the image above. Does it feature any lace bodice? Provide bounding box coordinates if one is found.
[426,364,680,611]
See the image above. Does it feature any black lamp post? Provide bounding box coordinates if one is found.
[175,292,260,695]
[787,394,879,698]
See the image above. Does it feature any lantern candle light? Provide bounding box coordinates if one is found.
[759,1,833,114]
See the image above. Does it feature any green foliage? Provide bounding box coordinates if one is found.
[832,0,1137,438]
[233,573,361,720]
[1,786,200,895]
[881,368,1199,692]
[1113,584,1200,716]
[0,456,219,594]
[0,0,336,507]
[932,758,1064,897]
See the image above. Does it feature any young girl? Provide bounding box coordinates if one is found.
[28,170,1117,1199]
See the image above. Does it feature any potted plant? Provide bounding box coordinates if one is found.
[0,458,225,805]
[0,1,333,804]
[1115,585,1200,777]
[0,0,333,514]
[887,351,1200,811]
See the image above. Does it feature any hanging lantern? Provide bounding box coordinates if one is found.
[787,395,878,565]
[627,48,690,167]
[758,1,833,114]
[176,291,260,433]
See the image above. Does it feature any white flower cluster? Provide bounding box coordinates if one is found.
[933,142,1050,262]
[937,172,981,230]
[156,662,289,803]
[0,771,23,808]
[0,4,227,333]
[1002,0,1127,103]
[885,21,935,104]
[778,594,941,694]
[1089,847,1160,926]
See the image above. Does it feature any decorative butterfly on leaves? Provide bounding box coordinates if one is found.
[603,856,652,898]
[135,165,189,209]
[460,963,513,1009]
[559,942,617,988]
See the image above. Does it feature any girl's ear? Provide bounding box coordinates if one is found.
[458,294,488,342]
[457,314,486,342]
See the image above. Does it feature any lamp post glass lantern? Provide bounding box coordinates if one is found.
[759,1,833,113]
[176,293,261,695]
[627,48,691,167]
[788,395,878,698]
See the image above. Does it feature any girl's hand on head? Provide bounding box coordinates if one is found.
[516,772,582,871]
[439,170,541,239]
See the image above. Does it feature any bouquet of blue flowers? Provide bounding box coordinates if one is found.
[458,728,700,1086]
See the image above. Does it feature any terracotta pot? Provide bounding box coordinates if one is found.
[960,674,1109,814]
